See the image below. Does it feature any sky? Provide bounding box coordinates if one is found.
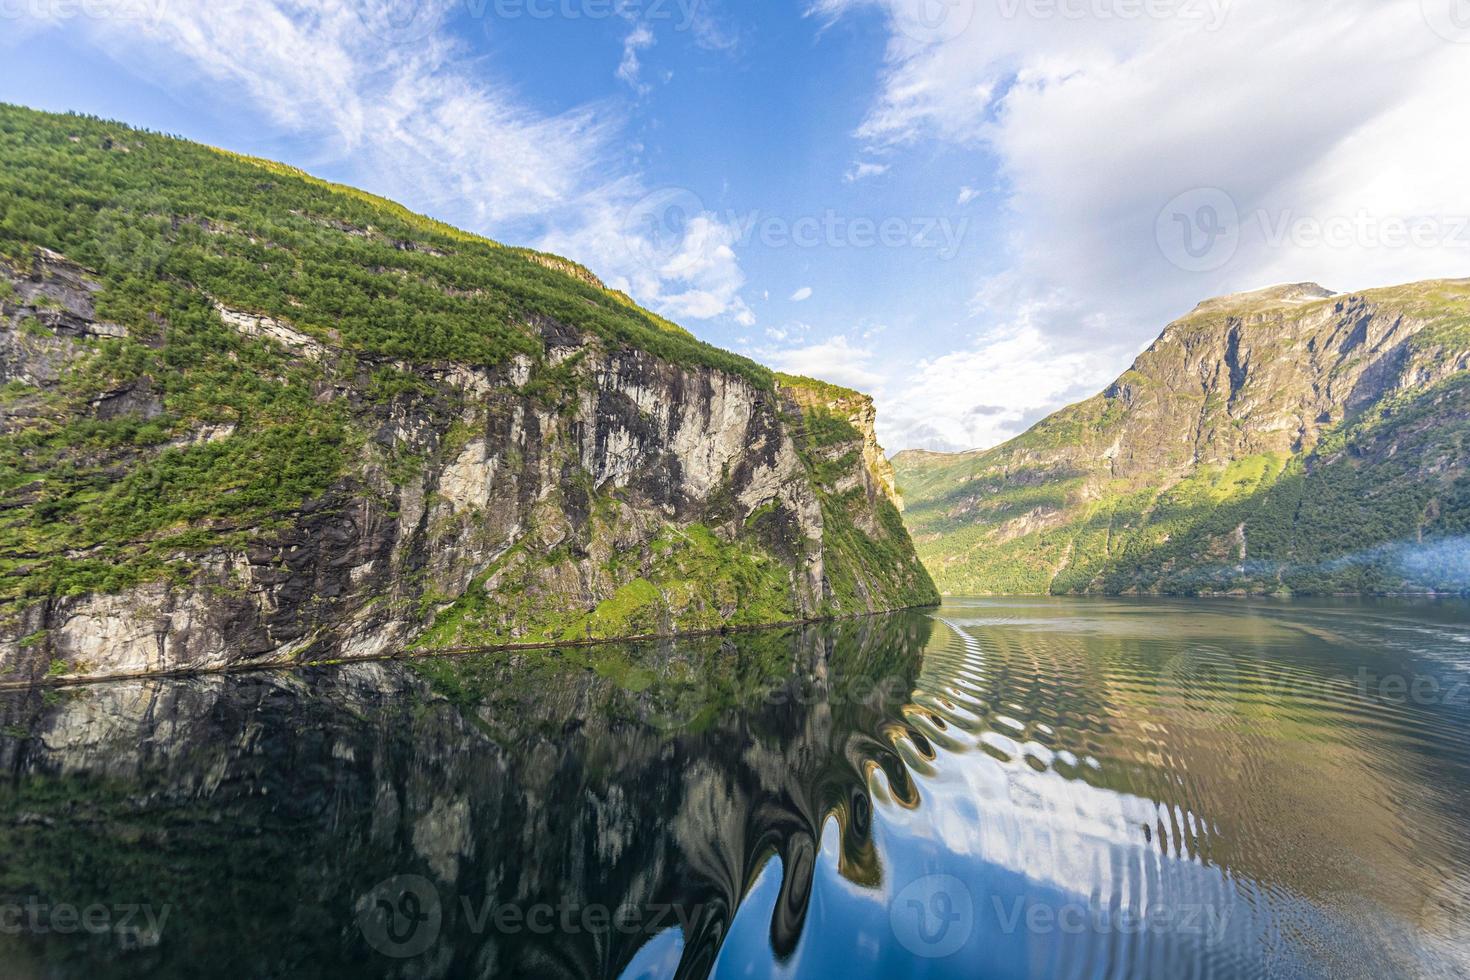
[1,0,1467,453]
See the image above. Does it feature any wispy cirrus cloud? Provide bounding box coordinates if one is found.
[616,23,656,94]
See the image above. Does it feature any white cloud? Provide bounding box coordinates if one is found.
[616,24,656,94]
[539,192,757,326]
[760,312,1120,453]
[32,0,754,327]
[844,160,890,182]
[813,0,1470,449]
[764,335,884,391]
[686,2,741,52]
[764,321,813,342]
[790,286,814,302]
[882,315,1121,453]
[956,185,979,205]
[61,0,609,228]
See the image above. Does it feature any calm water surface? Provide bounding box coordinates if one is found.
[2,598,1469,978]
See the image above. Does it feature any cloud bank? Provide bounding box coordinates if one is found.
[813,0,1470,451]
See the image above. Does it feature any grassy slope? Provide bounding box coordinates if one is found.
[897,284,1470,596]
[0,105,932,626]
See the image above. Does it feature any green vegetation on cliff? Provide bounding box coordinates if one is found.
[415,522,799,648]
[897,282,1470,596]
[0,104,768,604]
[778,375,939,612]
[0,105,770,382]
[0,104,935,661]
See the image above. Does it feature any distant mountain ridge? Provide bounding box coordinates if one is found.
[894,279,1470,595]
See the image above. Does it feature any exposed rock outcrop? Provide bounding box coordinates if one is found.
[0,255,935,685]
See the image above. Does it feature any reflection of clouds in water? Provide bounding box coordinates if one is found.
[860,603,1470,976]
[888,702,1214,901]
[5,601,1470,977]
[866,616,1258,969]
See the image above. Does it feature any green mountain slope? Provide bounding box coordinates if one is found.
[0,104,934,682]
[895,281,1470,596]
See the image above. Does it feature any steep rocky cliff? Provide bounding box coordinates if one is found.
[0,106,935,684]
[896,280,1470,595]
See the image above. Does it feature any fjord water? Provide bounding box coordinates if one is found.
[2,600,1469,979]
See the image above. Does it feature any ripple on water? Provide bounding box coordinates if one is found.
[2,597,1467,979]
[849,601,1470,978]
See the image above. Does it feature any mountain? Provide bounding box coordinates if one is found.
[894,280,1470,596]
[0,105,936,683]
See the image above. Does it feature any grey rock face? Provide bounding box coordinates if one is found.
[0,255,932,682]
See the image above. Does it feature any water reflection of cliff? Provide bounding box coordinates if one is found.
[0,613,936,979]
[5,600,1470,979]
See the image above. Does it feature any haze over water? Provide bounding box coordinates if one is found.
[2,598,1468,978]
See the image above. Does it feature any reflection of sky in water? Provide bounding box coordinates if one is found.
[4,598,1470,979]
[704,603,1470,979]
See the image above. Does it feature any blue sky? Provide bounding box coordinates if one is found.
[3,0,1467,451]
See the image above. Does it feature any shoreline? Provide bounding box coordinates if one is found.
[0,602,939,694]
[9,591,1465,694]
